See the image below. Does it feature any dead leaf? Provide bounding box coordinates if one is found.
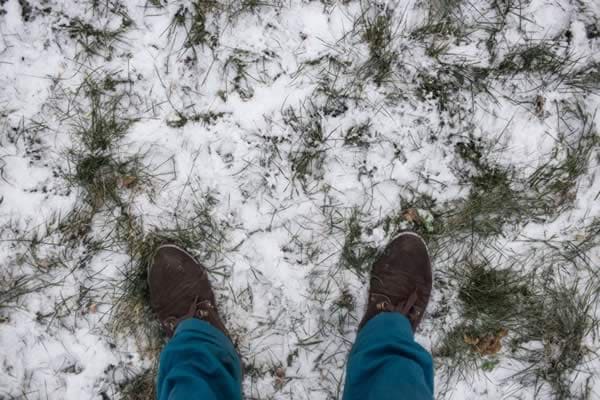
[274,367,286,389]
[402,208,420,224]
[464,328,508,355]
[119,175,137,189]
[535,95,545,117]
[275,367,286,379]
[463,334,480,346]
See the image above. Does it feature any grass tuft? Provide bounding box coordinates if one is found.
[0,268,55,310]
[118,365,157,400]
[447,135,525,236]
[187,0,219,48]
[567,62,600,92]
[442,119,596,240]
[284,104,327,189]
[63,77,147,209]
[68,152,146,208]
[435,258,533,369]
[166,111,226,128]
[411,0,465,46]
[435,248,599,397]
[513,279,599,398]
[456,260,533,323]
[495,43,571,78]
[61,17,130,59]
[344,120,372,148]
[415,64,492,113]
[340,208,377,276]
[358,7,398,86]
[168,0,221,53]
[529,104,598,206]
[74,78,134,152]
[310,55,360,117]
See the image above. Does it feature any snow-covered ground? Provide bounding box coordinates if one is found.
[1,0,599,399]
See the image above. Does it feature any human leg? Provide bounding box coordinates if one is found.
[148,245,242,400]
[343,313,433,400]
[156,318,242,400]
[343,232,434,400]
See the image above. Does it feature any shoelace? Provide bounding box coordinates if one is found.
[163,296,214,336]
[374,290,422,322]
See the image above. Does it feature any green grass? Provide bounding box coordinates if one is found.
[118,365,157,400]
[410,0,466,61]
[358,7,398,85]
[311,55,360,118]
[222,49,262,100]
[168,0,220,53]
[381,207,437,244]
[415,71,455,112]
[166,111,227,128]
[0,211,103,312]
[446,135,525,236]
[284,104,328,189]
[455,169,523,236]
[73,77,134,152]
[187,0,219,48]
[513,279,599,398]
[439,119,596,240]
[411,0,465,46]
[68,152,146,208]
[90,0,132,18]
[411,20,463,40]
[339,208,378,276]
[495,43,572,78]
[434,258,533,371]
[415,64,492,113]
[344,120,372,148]
[62,77,148,209]
[528,104,598,206]
[146,0,164,8]
[456,260,533,323]
[559,217,600,264]
[421,102,598,394]
[61,17,130,59]
[0,269,56,310]
[567,62,600,91]
[225,0,283,21]
[435,253,599,397]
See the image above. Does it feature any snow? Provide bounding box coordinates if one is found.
[1,0,599,399]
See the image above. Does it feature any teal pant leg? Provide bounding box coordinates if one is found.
[343,313,434,400]
[157,319,242,400]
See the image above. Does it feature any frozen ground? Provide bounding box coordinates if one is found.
[1,0,599,399]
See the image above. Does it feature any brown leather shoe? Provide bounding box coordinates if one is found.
[148,244,229,338]
[358,232,432,332]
